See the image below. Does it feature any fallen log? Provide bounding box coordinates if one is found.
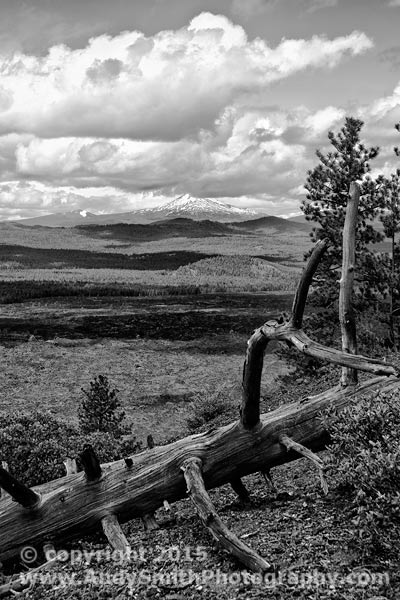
[0,374,398,564]
[1,199,399,572]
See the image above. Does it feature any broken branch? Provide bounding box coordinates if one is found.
[279,434,328,494]
[181,458,270,573]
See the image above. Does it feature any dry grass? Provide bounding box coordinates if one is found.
[0,336,290,443]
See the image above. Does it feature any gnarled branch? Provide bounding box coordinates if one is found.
[182,458,270,573]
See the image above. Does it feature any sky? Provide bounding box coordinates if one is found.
[0,0,400,220]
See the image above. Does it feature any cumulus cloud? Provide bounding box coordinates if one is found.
[0,179,170,220]
[0,12,382,219]
[0,13,372,141]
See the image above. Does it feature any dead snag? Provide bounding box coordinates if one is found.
[340,182,360,386]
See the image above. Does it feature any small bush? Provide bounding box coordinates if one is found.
[324,390,400,556]
[187,390,236,432]
[0,411,141,487]
[78,375,128,438]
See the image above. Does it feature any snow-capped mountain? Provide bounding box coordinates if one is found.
[11,196,264,227]
[132,195,262,222]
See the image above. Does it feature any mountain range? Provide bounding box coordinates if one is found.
[11,196,264,227]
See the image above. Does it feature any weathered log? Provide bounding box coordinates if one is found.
[339,182,359,386]
[0,375,398,563]
[182,458,270,572]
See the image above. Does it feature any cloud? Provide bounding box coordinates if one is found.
[0,12,380,219]
[0,13,373,141]
[0,179,170,220]
[388,0,400,6]
[5,91,394,220]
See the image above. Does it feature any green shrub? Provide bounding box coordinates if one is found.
[78,375,128,438]
[324,390,400,555]
[0,411,141,487]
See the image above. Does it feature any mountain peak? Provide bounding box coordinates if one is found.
[150,195,260,221]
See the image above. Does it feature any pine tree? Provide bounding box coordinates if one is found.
[79,375,127,438]
[301,116,384,307]
[378,123,400,347]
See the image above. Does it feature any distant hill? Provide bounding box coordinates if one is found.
[77,215,311,243]
[232,215,313,233]
[15,210,98,227]
[78,218,233,241]
[288,214,308,224]
[11,196,266,227]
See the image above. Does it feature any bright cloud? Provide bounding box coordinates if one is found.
[0,14,372,141]
[0,12,380,219]
[0,180,170,220]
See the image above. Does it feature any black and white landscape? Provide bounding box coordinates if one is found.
[0,2,400,599]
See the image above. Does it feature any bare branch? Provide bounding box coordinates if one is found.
[279,434,328,494]
[0,467,40,509]
[287,330,397,376]
[63,458,77,476]
[101,514,131,556]
[182,458,270,573]
[241,329,269,429]
[80,445,102,481]
[230,477,251,504]
[290,238,329,329]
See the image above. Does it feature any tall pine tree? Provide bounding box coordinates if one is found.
[377,123,400,347]
[301,116,384,308]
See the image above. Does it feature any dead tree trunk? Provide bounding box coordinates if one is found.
[339,182,359,386]
[0,217,399,575]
